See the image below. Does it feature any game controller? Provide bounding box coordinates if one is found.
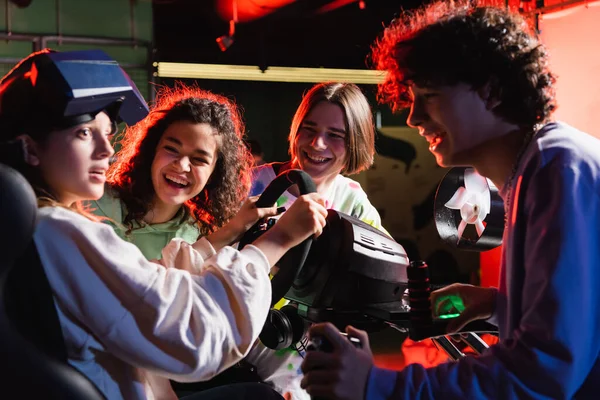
[306,332,362,353]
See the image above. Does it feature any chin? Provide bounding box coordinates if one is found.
[159,193,189,206]
[433,153,450,168]
[85,188,105,201]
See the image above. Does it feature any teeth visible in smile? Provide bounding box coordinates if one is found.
[165,174,189,186]
[305,152,329,163]
[427,132,444,146]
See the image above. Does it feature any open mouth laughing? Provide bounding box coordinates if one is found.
[164,173,190,189]
[303,150,332,165]
[424,131,446,152]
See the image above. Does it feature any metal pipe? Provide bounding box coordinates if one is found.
[0,31,152,100]
[0,56,144,70]
[432,337,465,361]
[0,32,148,48]
[40,35,149,49]
[147,45,157,103]
[459,333,489,355]
[0,56,28,64]
[0,32,39,42]
[56,0,61,45]
[129,0,137,46]
[5,0,11,41]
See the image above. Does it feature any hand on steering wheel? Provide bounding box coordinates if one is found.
[207,196,281,251]
[239,169,325,307]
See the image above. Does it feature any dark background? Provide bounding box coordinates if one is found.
[153,0,418,161]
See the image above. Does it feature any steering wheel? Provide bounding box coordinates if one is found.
[238,169,316,307]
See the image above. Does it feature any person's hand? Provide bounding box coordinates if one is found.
[430,283,497,333]
[266,193,327,248]
[300,323,373,400]
[207,196,280,250]
[253,193,327,266]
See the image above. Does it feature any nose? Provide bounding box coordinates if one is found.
[173,156,191,172]
[95,134,115,160]
[310,132,327,150]
[406,97,428,129]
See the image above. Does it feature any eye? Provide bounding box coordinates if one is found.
[192,157,209,165]
[77,127,92,139]
[300,125,316,133]
[164,145,178,154]
[328,132,345,140]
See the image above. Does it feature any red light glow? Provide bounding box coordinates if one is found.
[216,0,295,23]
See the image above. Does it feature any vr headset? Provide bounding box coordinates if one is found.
[0,49,149,138]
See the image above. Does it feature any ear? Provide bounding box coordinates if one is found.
[477,80,502,111]
[15,134,41,166]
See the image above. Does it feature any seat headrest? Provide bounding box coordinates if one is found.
[0,163,37,265]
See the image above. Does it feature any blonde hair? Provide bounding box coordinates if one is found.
[289,82,375,175]
[37,189,102,221]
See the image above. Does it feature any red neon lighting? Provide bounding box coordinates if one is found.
[216,0,295,23]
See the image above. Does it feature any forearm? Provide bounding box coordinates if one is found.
[251,228,296,267]
[205,224,237,252]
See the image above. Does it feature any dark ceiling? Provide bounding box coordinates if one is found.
[153,0,424,70]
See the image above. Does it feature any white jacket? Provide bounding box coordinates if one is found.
[34,207,272,400]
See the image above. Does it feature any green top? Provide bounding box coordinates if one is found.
[87,188,200,261]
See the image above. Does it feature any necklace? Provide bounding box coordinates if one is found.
[503,127,538,225]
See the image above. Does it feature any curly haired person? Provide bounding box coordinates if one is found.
[300,2,600,399]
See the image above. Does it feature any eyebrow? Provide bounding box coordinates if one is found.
[303,120,346,135]
[165,136,214,158]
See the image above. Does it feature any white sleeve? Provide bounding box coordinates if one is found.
[160,237,217,274]
[34,208,272,382]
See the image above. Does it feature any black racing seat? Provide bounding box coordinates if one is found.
[0,163,105,399]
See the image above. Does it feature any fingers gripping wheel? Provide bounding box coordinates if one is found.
[259,305,307,350]
[434,167,505,251]
[238,169,317,307]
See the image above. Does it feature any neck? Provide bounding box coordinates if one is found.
[286,161,337,198]
[144,198,180,224]
[468,127,531,191]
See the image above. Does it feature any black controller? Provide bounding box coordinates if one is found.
[306,332,362,353]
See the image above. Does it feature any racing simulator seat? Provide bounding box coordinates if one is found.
[0,163,106,398]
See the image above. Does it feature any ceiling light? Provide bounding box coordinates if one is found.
[156,62,386,84]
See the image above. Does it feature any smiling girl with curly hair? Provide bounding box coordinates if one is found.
[90,84,267,260]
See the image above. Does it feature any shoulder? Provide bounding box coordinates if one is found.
[35,207,145,264]
[37,206,118,239]
[526,122,600,191]
[332,175,368,200]
[326,175,372,214]
[177,218,202,242]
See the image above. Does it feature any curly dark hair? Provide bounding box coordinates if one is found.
[371,0,556,130]
[107,84,252,236]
